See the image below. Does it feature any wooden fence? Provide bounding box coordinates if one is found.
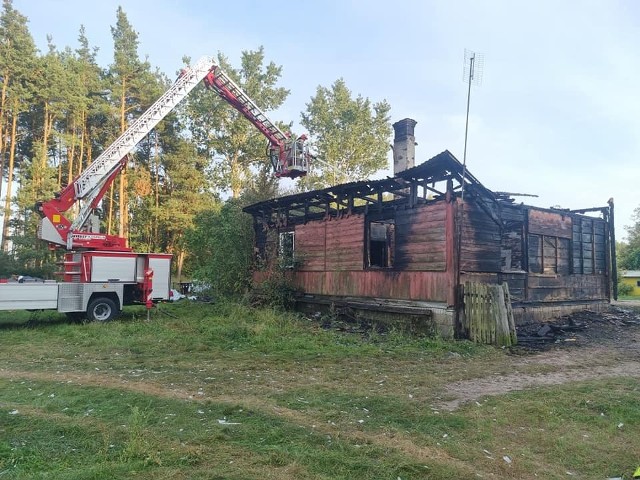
[463,282,517,346]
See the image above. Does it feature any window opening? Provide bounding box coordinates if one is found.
[368,220,395,268]
[528,234,569,274]
[278,231,295,268]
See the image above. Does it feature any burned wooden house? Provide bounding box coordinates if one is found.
[243,119,616,337]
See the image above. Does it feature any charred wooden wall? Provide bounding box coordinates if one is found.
[395,203,448,271]
[252,190,610,326]
[264,200,455,304]
[459,200,610,315]
[459,201,502,272]
[293,216,366,272]
[500,205,525,272]
[292,271,452,302]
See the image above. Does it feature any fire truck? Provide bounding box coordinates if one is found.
[0,56,309,321]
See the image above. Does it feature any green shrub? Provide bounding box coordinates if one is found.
[186,199,253,297]
[618,281,634,296]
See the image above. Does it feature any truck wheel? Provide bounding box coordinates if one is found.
[87,297,119,322]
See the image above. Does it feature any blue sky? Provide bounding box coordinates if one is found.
[14,0,640,240]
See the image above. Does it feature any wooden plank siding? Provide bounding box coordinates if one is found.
[294,221,326,271]
[284,201,455,304]
[524,210,609,302]
[459,203,610,304]
[252,193,610,312]
[324,216,365,271]
[528,209,573,238]
[500,273,526,301]
[499,204,525,272]
[526,274,607,302]
[292,271,453,303]
[395,203,447,271]
[571,217,607,275]
[459,201,501,272]
[288,200,609,305]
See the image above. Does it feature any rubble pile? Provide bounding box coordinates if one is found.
[515,306,640,351]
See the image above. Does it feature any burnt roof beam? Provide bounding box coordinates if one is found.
[570,206,608,215]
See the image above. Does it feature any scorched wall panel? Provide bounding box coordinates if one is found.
[460,201,501,273]
[293,271,452,303]
[528,210,572,238]
[324,215,365,271]
[295,222,326,271]
[395,203,447,271]
[527,274,607,302]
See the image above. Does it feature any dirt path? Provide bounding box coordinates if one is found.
[440,357,640,410]
[439,306,640,410]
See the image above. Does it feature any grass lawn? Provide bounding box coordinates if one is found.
[617,295,640,301]
[0,301,638,479]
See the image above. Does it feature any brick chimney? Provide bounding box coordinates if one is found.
[392,118,417,175]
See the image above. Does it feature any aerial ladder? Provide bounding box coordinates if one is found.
[36,55,309,252]
[202,64,309,179]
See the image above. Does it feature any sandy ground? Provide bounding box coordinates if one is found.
[440,302,640,410]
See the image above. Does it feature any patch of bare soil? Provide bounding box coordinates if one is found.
[440,304,640,410]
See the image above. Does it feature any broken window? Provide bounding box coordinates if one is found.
[528,234,542,273]
[278,231,295,268]
[367,220,395,268]
[543,237,558,274]
[528,234,569,274]
[501,221,523,271]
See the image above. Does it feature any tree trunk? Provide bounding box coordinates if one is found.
[42,105,51,170]
[0,71,9,197]
[68,118,76,184]
[176,249,186,283]
[78,110,86,175]
[57,149,62,188]
[0,118,6,201]
[2,112,18,252]
[40,104,55,193]
[230,152,241,198]
[119,80,129,246]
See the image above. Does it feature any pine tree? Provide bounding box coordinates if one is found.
[150,140,217,281]
[0,0,37,252]
[108,6,154,244]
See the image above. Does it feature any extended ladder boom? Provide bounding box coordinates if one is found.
[205,66,289,146]
[203,66,309,178]
[72,56,217,232]
[37,55,308,251]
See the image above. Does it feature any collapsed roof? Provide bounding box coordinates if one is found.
[243,150,498,226]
